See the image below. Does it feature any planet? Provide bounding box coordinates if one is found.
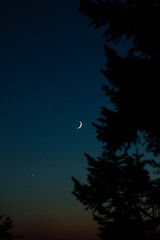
[77,121,82,129]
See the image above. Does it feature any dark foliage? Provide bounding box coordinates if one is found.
[72,151,160,239]
[79,0,160,155]
[0,216,14,240]
[94,45,160,155]
[79,0,160,56]
[72,0,160,239]
[0,215,20,240]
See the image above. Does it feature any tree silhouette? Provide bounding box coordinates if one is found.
[73,150,160,239]
[72,1,160,239]
[0,215,20,240]
[0,215,14,240]
[79,0,160,156]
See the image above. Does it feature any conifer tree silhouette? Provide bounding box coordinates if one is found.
[0,215,20,240]
[79,0,160,155]
[72,1,160,239]
[0,215,14,240]
[72,149,160,239]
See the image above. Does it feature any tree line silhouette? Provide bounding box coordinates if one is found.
[72,1,160,239]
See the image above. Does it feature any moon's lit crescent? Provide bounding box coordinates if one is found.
[77,121,82,129]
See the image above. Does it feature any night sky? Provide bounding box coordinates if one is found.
[0,1,111,239]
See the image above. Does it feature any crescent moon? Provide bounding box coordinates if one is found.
[77,121,82,129]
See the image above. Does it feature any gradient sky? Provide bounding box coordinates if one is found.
[1,1,156,239]
[0,1,110,239]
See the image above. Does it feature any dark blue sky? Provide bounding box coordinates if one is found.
[0,1,111,239]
